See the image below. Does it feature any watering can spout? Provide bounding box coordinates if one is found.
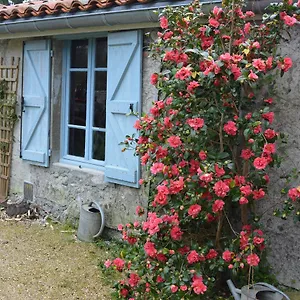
[227,280,241,300]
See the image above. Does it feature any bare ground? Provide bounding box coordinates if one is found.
[0,218,113,300]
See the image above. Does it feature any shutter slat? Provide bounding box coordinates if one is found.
[105,30,142,188]
[21,40,51,167]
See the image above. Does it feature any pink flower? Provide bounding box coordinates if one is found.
[277,57,292,72]
[252,59,266,72]
[241,149,254,160]
[186,118,204,130]
[264,129,276,140]
[288,187,300,201]
[150,73,158,85]
[150,162,165,174]
[262,112,274,124]
[248,70,258,81]
[128,273,140,287]
[170,285,178,293]
[120,288,129,298]
[188,204,202,218]
[253,157,268,170]
[224,121,238,136]
[220,53,232,62]
[222,250,233,262]
[209,18,220,28]
[212,199,225,213]
[240,185,252,196]
[187,250,201,264]
[244,22,251,34]
[213,181,230,197]
[117,224,123,231]
[104,259,112,268]
[215,164,225,177]
[253,236,264,246]
[170,226,183,241]
[200,173,213,183]
[239,197,249,205]
[113,258,125,271]
[180,285,188,291]
[187,81,200,92]
[144,241,157,257]
[136,205,144,216]
[246,253,260,266]
[160,16,168,29]
[175,67,192,80]
[263,143,276,155]
[206,249,218,259]
[192,276,207,295]
[167,136,182,148]
[199,150,207,160]
[283,15,297,26]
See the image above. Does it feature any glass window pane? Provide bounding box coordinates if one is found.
[94,71,107,128]
[69,72,87,126]
[68,128,85,157]
[95,38,107,68]
[93,131,105,161]
[71,40,88,68]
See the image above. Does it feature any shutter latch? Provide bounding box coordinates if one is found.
[129,103,134,113]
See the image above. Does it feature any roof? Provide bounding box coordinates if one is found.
[0,0,155,21]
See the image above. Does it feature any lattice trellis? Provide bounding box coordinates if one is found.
[0,57,19,201]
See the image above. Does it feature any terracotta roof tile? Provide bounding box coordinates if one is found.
[0,0,156,21]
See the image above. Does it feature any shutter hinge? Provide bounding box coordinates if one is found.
[48,149,52,157]
[21,96,25,113]
[50,50,54,57]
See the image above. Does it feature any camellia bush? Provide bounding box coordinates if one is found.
[105,0,300,298]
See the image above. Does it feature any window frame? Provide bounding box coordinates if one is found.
[60,37,107,169]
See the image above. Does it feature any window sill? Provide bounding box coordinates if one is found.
[53,161,105,178]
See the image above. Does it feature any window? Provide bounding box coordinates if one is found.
[63,38,107,166]
[21,31,142,187]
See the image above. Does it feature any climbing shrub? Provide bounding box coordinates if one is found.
[105,0,300,298]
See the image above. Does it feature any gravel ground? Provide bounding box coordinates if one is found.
[0,218,113,300]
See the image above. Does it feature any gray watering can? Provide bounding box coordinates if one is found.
[77,201,105,242]
[227,280,290,300]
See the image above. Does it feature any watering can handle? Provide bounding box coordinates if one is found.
[89,202,105,238]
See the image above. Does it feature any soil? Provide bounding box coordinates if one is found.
[0,218,113,299]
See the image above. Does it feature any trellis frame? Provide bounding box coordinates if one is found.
[0,57,20,201]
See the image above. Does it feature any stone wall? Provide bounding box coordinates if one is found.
[4,31,160,228]
[258,26,300,289]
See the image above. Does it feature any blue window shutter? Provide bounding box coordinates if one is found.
[21,40,51,167]
[105,30,142,188]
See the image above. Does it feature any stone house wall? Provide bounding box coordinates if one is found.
[0,30,159,228]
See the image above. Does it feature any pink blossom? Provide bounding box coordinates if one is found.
[199,150,207,160]
[150,162,165,174]
[253,157,268,170]
[224,121,238,136]
[170,226,183,241]
[212,199,225,213]
[283,15,297,26]
[222,250,233,262]
[188,204,202,218]
[252,59,266,72]
[246,253,260,266]
[104,259,112,268]
[128,273,140,287]
[187,250,200,264]
[175,67,192,80]
[160,16,168,29]
[192,276,207,295]
[186,118,204,130]
[113,258,125,271]
[248,70,258,81]
[277,57,292,72]
[209,18,220,28]
[144,241,157,257]
[150,73,158,85]
[170,285,178,293]
[167,136,182,148]
[262,112,274,124]
[239,197,249,205]
[213,181,230,197]
[206,249,218,259]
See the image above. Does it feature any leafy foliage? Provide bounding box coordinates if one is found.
[105,0,300,298]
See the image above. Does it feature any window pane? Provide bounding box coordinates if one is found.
[94,71,107,128]
[68,128,85,157]
[95,38,107,68]
[69,72,87,126]
[93,131,105,161]
[71,40,88,68]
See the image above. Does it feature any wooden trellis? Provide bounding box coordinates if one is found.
[0,57,19,201]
